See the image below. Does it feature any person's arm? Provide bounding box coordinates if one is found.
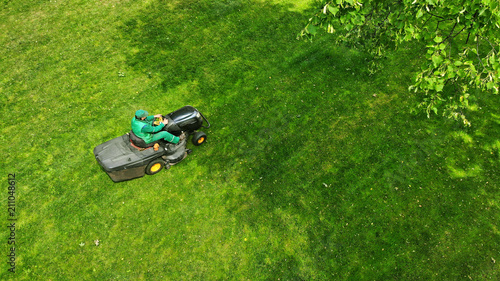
[141,118,165,133]
[146,114,168,125]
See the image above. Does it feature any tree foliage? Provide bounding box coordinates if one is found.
[299,0,500,125]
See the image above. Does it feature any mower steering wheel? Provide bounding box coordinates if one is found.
[153,116,165,126]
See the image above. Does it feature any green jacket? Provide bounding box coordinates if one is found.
[131,115,165,143]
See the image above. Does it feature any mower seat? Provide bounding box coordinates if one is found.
[129,130,159,149]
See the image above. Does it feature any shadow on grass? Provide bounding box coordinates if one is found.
[121,0,499,279]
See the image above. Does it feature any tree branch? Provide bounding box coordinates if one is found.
[476,37,484,67]
[451,25,467,41]
[443,21,458,43]
[479,35,498,54]
[425,10,446,20]
[466,31,471,44]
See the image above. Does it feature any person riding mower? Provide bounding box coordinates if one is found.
[93,106,210,182]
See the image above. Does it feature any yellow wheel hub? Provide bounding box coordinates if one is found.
[197,137,205,144]
[150,163,162,173]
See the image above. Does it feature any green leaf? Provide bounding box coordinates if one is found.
[489,53,496,65]
[447,65,456,78]
[434,36,443,43]
[306,24,318,35]
[328,5,340,16]
[432,54,443,67]
[340,15,348,24]
[435,83,444,92]
[426,77,437,88]
[469,64,477,76]
[405,24,415,34]
[416,9,424,18]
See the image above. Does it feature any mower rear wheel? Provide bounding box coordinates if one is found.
[192,131,207,146]
[146,159,165,175]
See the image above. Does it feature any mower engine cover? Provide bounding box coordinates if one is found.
[164,105,208,135]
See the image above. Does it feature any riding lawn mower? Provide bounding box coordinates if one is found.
[93,105,210,182]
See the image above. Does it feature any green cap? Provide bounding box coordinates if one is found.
[135,109,148,118]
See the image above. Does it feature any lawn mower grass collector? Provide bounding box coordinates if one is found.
[93,106,210,182]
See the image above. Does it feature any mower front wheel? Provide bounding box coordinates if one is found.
[146,158,165,175]
[192,131,207,146]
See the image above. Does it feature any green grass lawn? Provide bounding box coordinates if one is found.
[1,0,499,280]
